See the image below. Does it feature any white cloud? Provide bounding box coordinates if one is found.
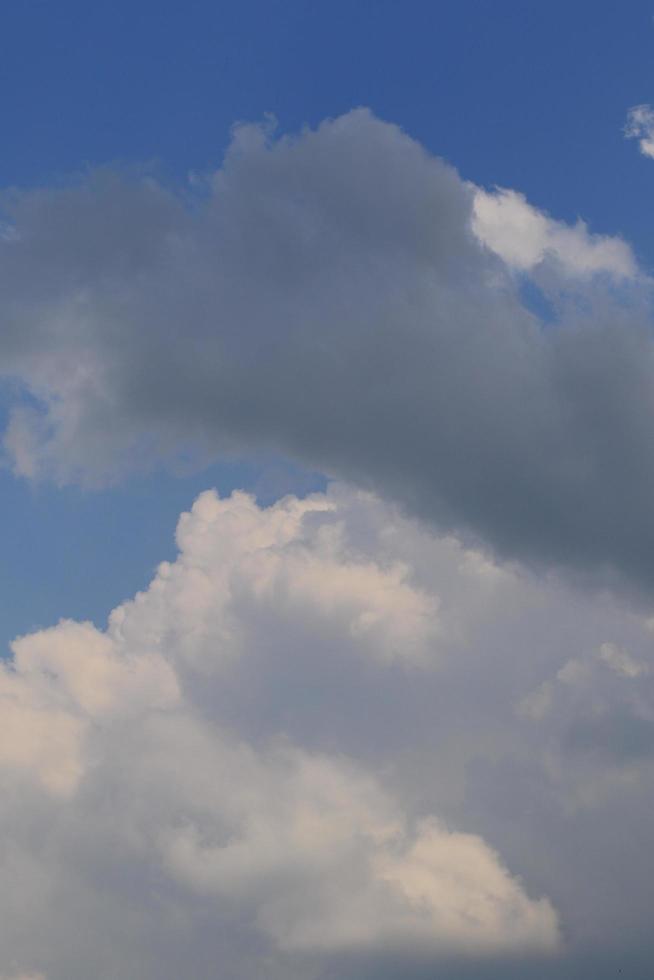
[625,104,654,159]
[0,651,87,797]
[12,618,179,717]
[2,483,654,973]
[0,485,566,978]
[472,187,637,279]
[109,487,439,669]
[159,739,557,957]
[0,619,179,797]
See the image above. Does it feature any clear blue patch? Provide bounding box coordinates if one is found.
[518,277,557,326]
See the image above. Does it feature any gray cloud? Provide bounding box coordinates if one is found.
[566,713,654,763]
[1,109,653,589]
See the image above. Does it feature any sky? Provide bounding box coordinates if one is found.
[3,2,654,978]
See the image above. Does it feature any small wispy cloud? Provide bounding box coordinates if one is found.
[472,186,637,278]
[625,104,654,158]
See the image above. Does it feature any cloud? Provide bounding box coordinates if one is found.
[160,746,556,958]
[3,107,654,979]
[110,486,439,670]
[0,486,564,978]
[0,975,47,980]
[598,641,648,678]
[2,483,654,974]
[1,111,654,591]
[625,104,654,158]
[472,187,636,278]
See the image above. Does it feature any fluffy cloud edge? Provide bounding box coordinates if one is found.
[0,485,562,976]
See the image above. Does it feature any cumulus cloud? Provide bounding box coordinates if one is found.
[0,486,564,979]
[1,110,654,589]
[625,104,654,158]
[3,484,654,975]
[110,487,439,670]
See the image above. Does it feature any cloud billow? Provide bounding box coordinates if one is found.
[0,109,652,589]
[0,487,563,979]
[2,483,654,976]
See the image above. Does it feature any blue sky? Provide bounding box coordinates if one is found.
[4,4,654,978]
[3,0,653,232]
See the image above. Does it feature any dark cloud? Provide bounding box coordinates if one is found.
[1,110,654,590]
